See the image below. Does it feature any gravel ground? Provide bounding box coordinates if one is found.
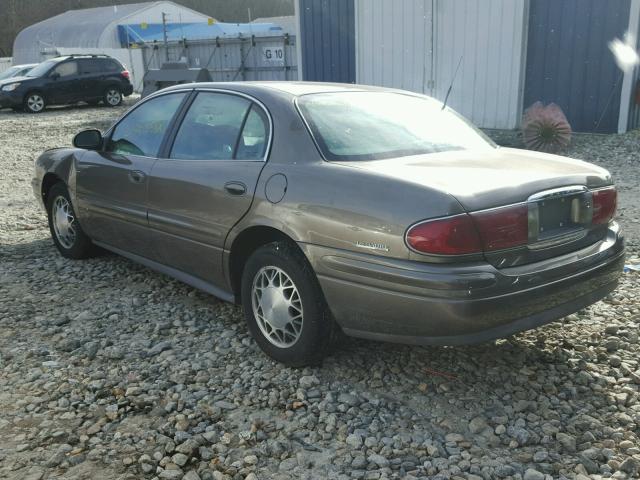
[0,103,639,480]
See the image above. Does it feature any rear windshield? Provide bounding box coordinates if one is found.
[297,91,496,161]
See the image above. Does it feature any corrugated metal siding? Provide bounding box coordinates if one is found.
[354,0,527,129]
[627,1,640,130]
[356,0,434,94]
[433,0,527,129]
[0,58,12,73]
[299,0,356,82]
[524,0,631,133]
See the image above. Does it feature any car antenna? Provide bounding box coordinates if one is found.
[441,56,463,111]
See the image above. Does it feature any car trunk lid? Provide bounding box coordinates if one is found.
[340,147,615,267]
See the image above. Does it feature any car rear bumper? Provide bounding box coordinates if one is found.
[301,223,624,345]
[123,84,134,96]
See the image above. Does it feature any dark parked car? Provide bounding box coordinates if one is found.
[0,63,37,81]
[32,82,624,366]
[0,54,133,113]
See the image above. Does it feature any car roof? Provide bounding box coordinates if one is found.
[161,81,393,97]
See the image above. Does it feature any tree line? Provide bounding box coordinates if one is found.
[0,0,294,56]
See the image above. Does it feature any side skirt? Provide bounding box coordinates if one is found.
[93,241,236,304]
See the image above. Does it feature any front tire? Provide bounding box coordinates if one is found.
[24,92,46,113]
[104,87,122,107]
[241,242,334,367]
[46,183,98,259]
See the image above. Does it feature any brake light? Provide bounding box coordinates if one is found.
[121,70,130,79]
[406,214,483,255]
[470,204,529,251]
[406,204,529,255]
[592,187,617,224]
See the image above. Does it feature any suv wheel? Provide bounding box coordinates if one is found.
[104,87,122,107]
[24,92,45,113]
[241,242,335,367]
[46,183,98,259]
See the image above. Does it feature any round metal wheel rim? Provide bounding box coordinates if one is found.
[27,94,44,112]
[52,196,76,249]
[251,266,304,348]
[106,89,121,105]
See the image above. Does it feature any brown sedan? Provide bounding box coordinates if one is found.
[32,82,625,366]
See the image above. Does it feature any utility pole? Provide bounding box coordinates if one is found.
[162,12,169,61]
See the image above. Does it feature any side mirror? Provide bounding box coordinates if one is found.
[50,72,60,80]
[73,129,103,150]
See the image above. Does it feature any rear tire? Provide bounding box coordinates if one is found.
[24,92,46,113]
[46,183,98,259]
[103,87,122,107]
[241,242,334,367]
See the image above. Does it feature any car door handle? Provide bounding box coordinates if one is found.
[224,181,247,196]
[129,170,146,184]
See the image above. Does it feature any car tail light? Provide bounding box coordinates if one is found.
[121,70,130,79]
[406,204,529,255]
[406,214,483,255]
[470,204,529,251]
[592,187,617,224]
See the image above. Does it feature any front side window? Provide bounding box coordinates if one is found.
[52,61,78,78]
[26,60,58,78]
[297,92,496,161]
[106,93,187,157]
[171,92,266,161]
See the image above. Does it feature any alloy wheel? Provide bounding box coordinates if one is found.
[251,266,304,348]
[105,89,121,106]
[52,196,76,249]
[27,94,44,112]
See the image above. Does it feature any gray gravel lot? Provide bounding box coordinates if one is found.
[0,103,639,480]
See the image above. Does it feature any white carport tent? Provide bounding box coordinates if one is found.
[12,1,209,65]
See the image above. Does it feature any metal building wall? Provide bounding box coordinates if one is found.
[298,0,356,82]
[624,0,640,131]
[355,0,528,129]
[355,0,434,94]
[524,0,631,133]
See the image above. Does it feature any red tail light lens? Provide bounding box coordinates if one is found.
[406,214,483,255]
[592,187,617,224]
[121,70,130,79]
[470,204,529,251]
[407,205,529,255]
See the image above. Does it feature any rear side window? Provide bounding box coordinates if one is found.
[236,106,269,160]
[79,59,102,74]
[106,93,187,157]
[170,92,255,160]
[52,61,78,78]
[103,59,122,72]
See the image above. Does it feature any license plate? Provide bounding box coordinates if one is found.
[527,186,592,248]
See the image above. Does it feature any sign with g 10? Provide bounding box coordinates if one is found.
[262,47,285,66]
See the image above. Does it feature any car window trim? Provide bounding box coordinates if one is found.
[158,88,273,163]
[231,103,253,159]
[102,89,194,159]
